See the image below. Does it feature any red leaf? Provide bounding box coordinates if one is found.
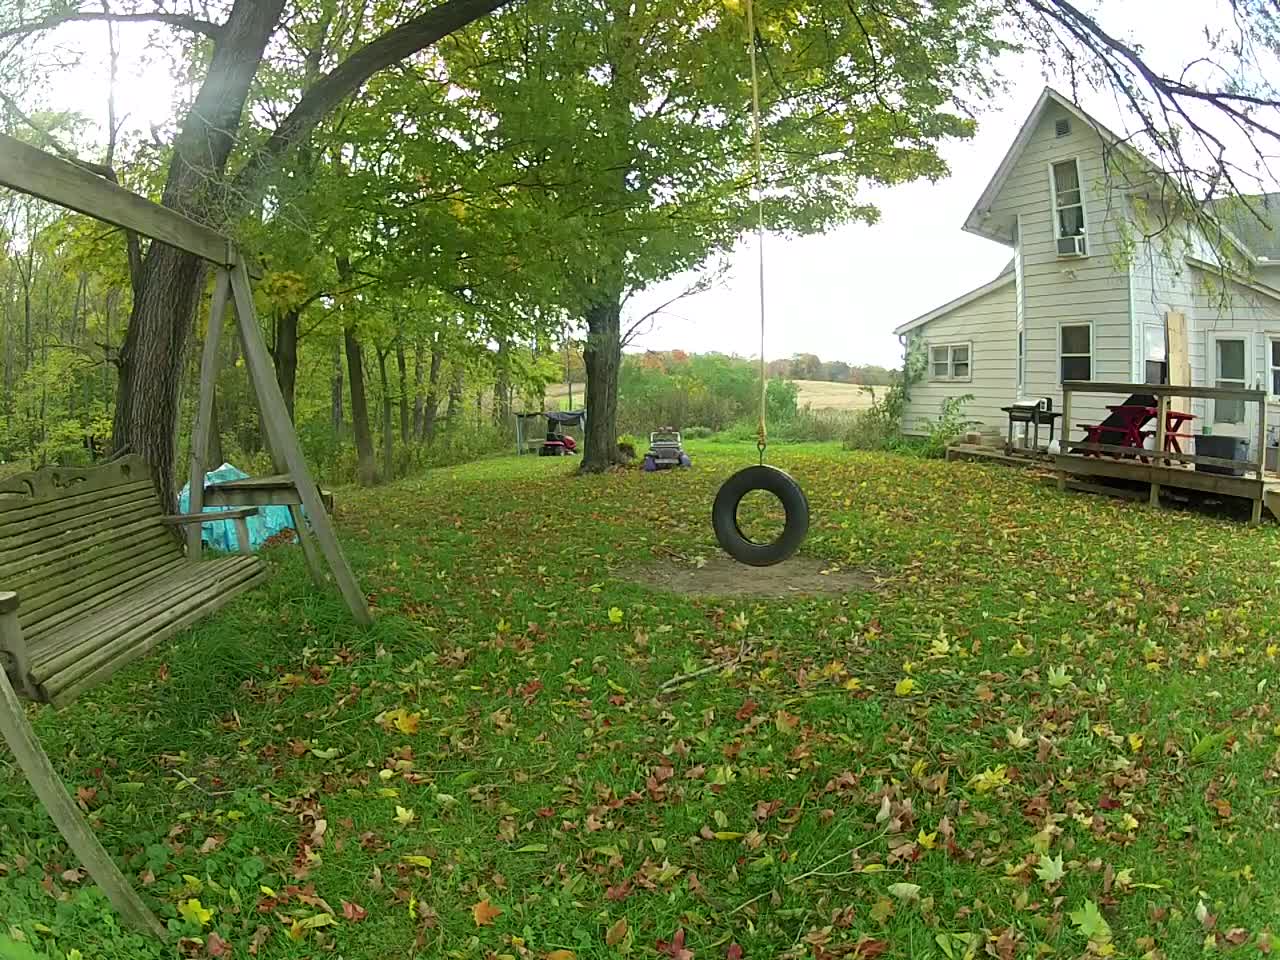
[726,944,743,959]
[342,900,368,922]
[658,928,694,960]
[735,699,758,721]
[852,939,888,959]
[206,932,231,958]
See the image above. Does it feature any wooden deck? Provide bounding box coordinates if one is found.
[1054,453,1280,523]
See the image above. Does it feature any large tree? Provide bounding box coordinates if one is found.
[2,0,516,501]
[442,0,1003,470]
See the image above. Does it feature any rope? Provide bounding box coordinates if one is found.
[745,0,767,463]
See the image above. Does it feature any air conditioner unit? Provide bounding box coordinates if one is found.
[1057,234,1087,257]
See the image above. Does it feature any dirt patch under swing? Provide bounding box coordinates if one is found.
[624,555,876,598]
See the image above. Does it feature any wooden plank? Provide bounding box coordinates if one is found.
[0,598,165,937]
[0,133,229,265]
[1167,310,1190,415]
[0,480,154,533]
[21,553,185,637]
[1062,380,1265,402]
[161,507,259,523]
[230,260,372,625]
[187,269,231,557]
[8,534,176,609]
[1069,440,1260,472]
[1,510,172,578]
[1151,394,1169,507]
[22,557,187,646]
[1257,392,1269,479]
[1058,387,1072,492]
[32,558,259,681]
[1055,453,1265,498]
[204,484,334,512]
[42,562,265,705]
[0,497,164,564]
[288,504,327,587]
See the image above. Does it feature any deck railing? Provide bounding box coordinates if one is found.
[1060,380,1269,478]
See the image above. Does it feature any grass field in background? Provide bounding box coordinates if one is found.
[2,443,1278,958]
[544,380,877,413]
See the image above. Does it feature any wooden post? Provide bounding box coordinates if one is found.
[1058,385,1073,491]
[0,591,34,700]
[186,270,232,559]
[1256,393,1268,480]
[288,504,327,587]
[0,594,166,939]
[1151,393,1169,507]
[228,261,373,625]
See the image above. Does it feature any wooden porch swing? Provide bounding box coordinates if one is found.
[0,132,372,937]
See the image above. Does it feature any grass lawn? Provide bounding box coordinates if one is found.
[2,443,1278,959]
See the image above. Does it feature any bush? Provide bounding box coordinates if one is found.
[683,426,714,439]
[918,394,974,459]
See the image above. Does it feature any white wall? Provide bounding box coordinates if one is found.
[902,280,1016,436]
[986,104,1133,428]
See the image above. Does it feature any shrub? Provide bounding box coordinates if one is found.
[682,426,714,439]
[918,394,974,459]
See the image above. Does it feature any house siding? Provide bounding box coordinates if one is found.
[986,104,1133,428]
[902,281,1016,436]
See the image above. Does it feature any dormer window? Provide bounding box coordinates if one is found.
[1051,159,1087,257]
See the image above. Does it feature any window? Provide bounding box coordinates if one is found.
[1051,159,1087,256]
[1054,117,1071,138]
[1144,323,1168,385]
[1270,337,1280,397]
[1016,328,1026,392]
[1215,338,1247,424]
[930,342,971,381]
[1060,323,1092,381]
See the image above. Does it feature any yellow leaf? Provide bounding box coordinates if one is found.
[394,805,417,826]
[713,831,744,840]
[380,708,421,735]
[403,855,434,868]
[608,607,624,624]
[606,917,629,946]
[1127,733,1144,753]
[178,898,214,928]
[1121,813,1139,831]
[894,678,916,696]
[300,913,336,929]
[917,829,937,850]
[546,952,577,960]
[844,677,862,690]
[260,885,277,897]
[472,898,503,926]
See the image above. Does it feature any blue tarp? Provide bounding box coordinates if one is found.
[178,463,298,553]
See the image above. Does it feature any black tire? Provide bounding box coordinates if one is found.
[712,464,809,566]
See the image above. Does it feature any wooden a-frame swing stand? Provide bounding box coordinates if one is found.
[0,132,371,937]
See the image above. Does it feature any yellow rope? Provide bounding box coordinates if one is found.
[745,0,767,459]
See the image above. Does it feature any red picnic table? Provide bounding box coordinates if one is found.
[1079,404,1196,460]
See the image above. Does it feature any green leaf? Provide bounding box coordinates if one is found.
[1069,899,1112,944]
[1035,853,1066,885]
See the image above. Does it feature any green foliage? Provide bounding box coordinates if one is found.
[618,352,791,434]
[919,394,976,459]
[843,340,927,454]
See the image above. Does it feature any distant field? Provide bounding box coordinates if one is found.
[544,379,876,412]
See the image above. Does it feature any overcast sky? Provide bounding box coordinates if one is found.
[17,0,1254,370]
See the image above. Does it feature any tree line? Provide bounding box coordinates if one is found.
[2,0,1279,496]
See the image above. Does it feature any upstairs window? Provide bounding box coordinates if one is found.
[1051,159,1087,256]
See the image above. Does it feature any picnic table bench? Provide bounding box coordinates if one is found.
[0,455,268,937]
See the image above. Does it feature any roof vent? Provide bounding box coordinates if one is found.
[1055,117,1071,138]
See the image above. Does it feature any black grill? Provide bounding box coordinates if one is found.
[1001,398,1061,452]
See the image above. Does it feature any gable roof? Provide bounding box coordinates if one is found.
[1208,193,1280,260]
[963,87,1147,244]
[892,261,1015,336]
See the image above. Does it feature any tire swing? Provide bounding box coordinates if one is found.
[712,0,809,567]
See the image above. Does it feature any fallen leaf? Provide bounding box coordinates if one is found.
[606,918,629,946]
[887,882,921,902]
[658,928,694,960]
[206,932,231,958]
[1035,853,1066,885]
[342,900,368,922]
[472,898,502,926]
[394,805,416,826]
[726,945,743,960]
[546,952,576,960]
[179,898,214,929]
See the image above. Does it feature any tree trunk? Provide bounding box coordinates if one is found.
[111,0,287,505]
[446,363,464,423]
[378,346,395,483]
[344,326,376,486]
[423,343,444,444]
[492,339,511,430]
[396,338,410,445]
[331,341,344,436]
[412,340,426,439]
[581,295,623,472]
[274,307,300,421]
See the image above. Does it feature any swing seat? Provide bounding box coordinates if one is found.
[0,456,266,705]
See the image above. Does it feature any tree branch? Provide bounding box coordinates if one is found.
[232,0,516,197]
[0,10,222,42]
